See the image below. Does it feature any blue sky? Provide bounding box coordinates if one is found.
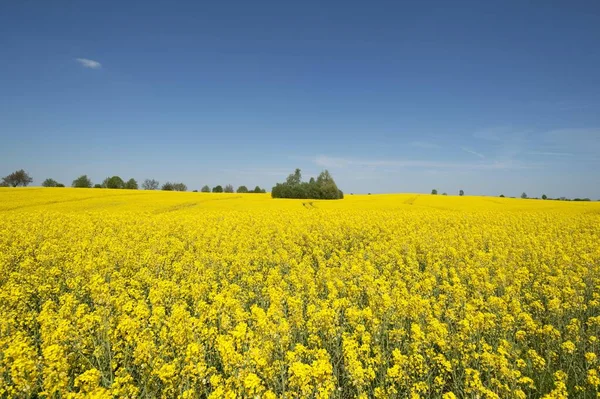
[1,0,599,197]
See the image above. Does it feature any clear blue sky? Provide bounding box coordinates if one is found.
[1,1,599,197]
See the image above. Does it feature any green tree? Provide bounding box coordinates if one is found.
[94,184,102,188]
[431,189,438,195]
[500,194,505,197]
[172,183,187,192]
[201,185,210,193]
[237,185,249,193]
[103,176,125,189]
[42,178,60,187]
[72,175,92,188]
[224,184,234,193]
[142,179,159,190]
[125,178,138,190]
[161,182,174,191]
[2,169,33,187]
[212,185,223,193]
[459,189,464,196]
[542,194,547,200]
[286,168,302,186]
[521,192,528,199]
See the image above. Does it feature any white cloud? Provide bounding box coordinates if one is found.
[75,58,102,69]
[461,147,485,159]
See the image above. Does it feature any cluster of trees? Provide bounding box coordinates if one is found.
[200,185,266,193]
[518,192,592,201]
[431,189,465,196]
[271,169,344,199]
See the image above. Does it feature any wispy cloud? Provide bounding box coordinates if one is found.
[75,58,102,69]
[461,147,485,159]
[312,155,533,171]
[527,151,574,157]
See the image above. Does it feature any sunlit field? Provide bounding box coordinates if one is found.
[1,188,599,398]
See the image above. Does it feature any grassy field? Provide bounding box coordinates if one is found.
[1,188,599,398]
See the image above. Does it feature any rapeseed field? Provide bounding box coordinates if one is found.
[1,188,599,398]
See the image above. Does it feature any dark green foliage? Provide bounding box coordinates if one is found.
[201,185,211,193]
[94,184,102,188]
[72,175,93,188]
[56,183,65,187]
[142,179,160,190]
[224,184,234,193]
[271,169,343,200]
[212,185,223,193]
[542,194,547,200]
[521,192,528,199]
[161,182,174,191]
[2,169,33,187]
[42,178,60,187]
[459,189,464,196]
[125,178,138,190]
[500,194,505,197]
[431,189,438,195]
[253,186,266,193]
[237,185,249,193]
[103,176,125,189]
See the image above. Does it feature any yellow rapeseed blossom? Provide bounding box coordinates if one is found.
[1,188,599,397]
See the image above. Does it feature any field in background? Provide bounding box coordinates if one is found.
[1,188,599,398]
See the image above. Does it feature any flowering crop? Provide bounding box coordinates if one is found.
[1,188,599,398]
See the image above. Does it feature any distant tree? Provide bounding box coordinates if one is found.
[442,193,448,196]
[94,184,102,188]
[56,183,65,187]
[500,194,505,198]
[125,178,138,190]
[103,176,125,189]
[0,181,8,187]
[253,186,263,193]
[201,185,210,193]
[161,182,174,191]
[237,185,249,193]
[212,185,223,193]
[542,194,548,200]
[521,192,528,199]
[459,189,464,196]
[2,169,33,187]
[142,179,160,190]
[42,178,60,187]
[431,189,438,195]
[192,190,198,192]
[224,184,234,193]
[72,175,92,188]
[172,183,187,192]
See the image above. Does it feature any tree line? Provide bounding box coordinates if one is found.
[271,169,344,199]
[0,169,266,193]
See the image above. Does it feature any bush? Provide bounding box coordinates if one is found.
[212,185,223,193]
[237,186,249,193]
[42,178,60,187]
[201,185,210,193]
